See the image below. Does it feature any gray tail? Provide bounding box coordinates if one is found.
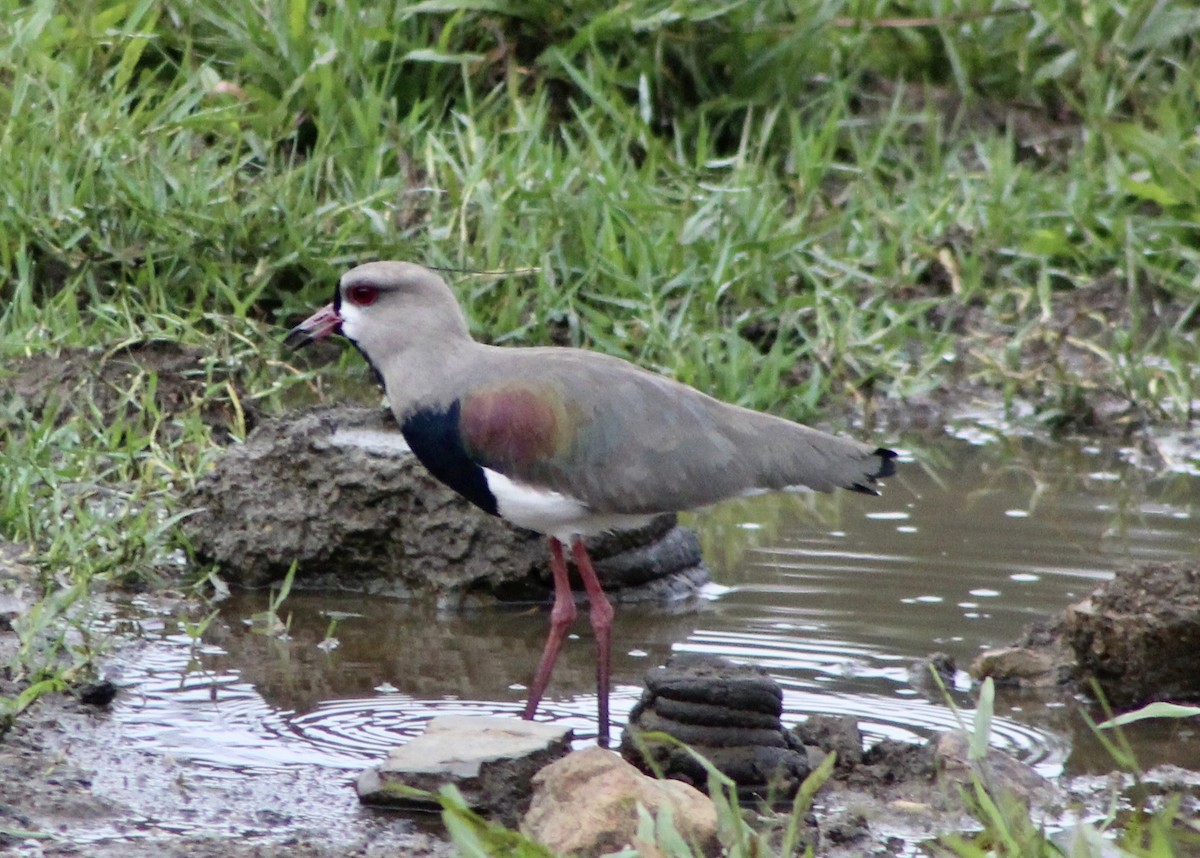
[849,447,898,495]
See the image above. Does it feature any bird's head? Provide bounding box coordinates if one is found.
[284,261,472,368]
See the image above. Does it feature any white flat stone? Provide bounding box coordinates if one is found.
[357,715,572,823]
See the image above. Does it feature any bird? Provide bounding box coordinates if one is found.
[285,261,897,745]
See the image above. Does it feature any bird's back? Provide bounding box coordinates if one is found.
[412,344,892,517]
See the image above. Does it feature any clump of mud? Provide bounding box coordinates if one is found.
[1065,561,1200,707]
[974,560,1200,709]
[182,406,710,604]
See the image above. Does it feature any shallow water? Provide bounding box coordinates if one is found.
[104,432,1198,788]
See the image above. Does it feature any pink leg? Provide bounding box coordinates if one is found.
[571,538,614,747]
[523,537,577,720]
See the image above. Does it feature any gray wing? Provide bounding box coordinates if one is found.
[472,349,894,515]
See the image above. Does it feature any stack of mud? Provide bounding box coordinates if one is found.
[620,653,809,801]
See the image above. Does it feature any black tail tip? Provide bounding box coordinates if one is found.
[850,447,899,495]
[874,447,898,479]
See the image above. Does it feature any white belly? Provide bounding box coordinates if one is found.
[482,468,658,541]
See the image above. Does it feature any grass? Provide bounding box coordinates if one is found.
[3,0,1197,420]
[0,0,1198,851]
[935,682,1200,857]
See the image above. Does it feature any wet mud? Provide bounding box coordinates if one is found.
[974,560,1200,707]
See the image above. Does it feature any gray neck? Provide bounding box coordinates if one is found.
[379,336,485,419]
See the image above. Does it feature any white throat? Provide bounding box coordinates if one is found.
[339,302,368,345]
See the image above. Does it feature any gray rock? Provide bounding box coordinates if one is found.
[356,715,571,825]
[182,406,709,603]
[935,730,1062,810]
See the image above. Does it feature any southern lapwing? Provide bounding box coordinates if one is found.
[286,261,897,745]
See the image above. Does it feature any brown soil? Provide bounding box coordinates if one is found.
[4,340,262,443]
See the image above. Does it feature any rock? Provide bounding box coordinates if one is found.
[791,714,863,773]
[620,654,809,801]
[935,731,1062,810]
[908,651,957,695]
[76,680,118,708]
[521,747,720,858]
[969,619,1075,691]
[823,811,869,846]
[1063,561,1200,707]
[356,715,571,825]
[182,406,709,602]
[971,645,1061,688]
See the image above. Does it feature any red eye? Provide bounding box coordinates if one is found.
[347,284,379,306]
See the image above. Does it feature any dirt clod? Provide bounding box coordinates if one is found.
[975,561,1200,709]
[1065,561,1200,707]
[183,406,710,603]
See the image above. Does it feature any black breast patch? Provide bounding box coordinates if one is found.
[401,402,499,516]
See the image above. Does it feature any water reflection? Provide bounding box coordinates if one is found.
[108,435,1198,778]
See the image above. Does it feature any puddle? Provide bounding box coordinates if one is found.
[38,431,1189,857]
[91,435,1199,797]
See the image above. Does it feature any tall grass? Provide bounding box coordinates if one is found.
[1,0,1196,423]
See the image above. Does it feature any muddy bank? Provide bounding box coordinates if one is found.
[0,601,1033,858]
[0,682,451,858]
[0,548,444,857]
[4,341,263,443]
